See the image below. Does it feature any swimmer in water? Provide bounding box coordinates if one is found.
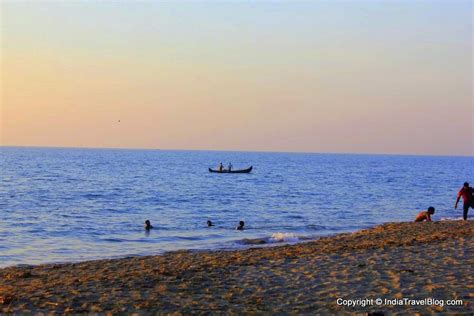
[414,207,435,222]
[207,220,214,227]
[236,220,245,230]
[145,220,154,230]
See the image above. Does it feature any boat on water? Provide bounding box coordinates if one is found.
[209,166,253,174]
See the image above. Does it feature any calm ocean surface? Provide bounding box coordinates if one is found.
[0,147,472,267]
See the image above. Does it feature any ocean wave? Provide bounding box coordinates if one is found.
[240,232,303,245]
[269,232,299,243]
[440,217,470,221]
[101,238,124,242]
[240,238,267,245]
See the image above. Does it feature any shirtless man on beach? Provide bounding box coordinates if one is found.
[455,182,473,220]
[415,207,435,222]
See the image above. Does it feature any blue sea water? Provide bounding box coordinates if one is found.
[0,147,472,268]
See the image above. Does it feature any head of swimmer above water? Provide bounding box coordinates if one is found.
[236,221,245,230]
[145,220,153,230]
[207,220,214,227]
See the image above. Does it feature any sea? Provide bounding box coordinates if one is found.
[0,147,472,268]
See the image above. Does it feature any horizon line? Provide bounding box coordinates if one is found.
[1,144,472,158]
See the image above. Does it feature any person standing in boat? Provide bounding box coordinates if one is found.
[219,162,224,172]
[228,162,233,172]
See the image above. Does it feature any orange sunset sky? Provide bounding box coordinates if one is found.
[1,1,472,155]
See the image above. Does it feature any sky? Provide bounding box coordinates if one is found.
[1,1,472,155]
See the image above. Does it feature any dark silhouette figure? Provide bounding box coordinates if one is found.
[207,220,214,227]
[145,220,154,230]
[236,221,245,230]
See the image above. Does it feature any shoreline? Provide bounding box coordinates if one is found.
[0,224,371,270]
[1,220,472,313]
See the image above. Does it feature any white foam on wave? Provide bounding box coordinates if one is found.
[440,217,466,221]
[269,232,299,243]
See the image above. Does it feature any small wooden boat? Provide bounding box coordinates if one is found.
[209,166,253,174]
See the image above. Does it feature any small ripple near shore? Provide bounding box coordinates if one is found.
[1,220,473,314]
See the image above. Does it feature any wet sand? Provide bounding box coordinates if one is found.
[1,220,472,314]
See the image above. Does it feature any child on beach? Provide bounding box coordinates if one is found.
[454,182,473,220]
[415,207,435,222]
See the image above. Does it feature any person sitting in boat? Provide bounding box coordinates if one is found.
[414,207,435,222]
[219,162,224,172]
[228,162,233,172]
[207,220,214,227]
[145,220,154,230]
[236,221,245,230]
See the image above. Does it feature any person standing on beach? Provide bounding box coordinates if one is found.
[455,182,474,220]
[415,207,435,222]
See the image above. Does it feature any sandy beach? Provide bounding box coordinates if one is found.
[1,220,472,314]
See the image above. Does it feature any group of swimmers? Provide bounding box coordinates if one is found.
[145,182,472,230]
[415,181,473,222]
[207,220,245,230]
[145,219,245,231]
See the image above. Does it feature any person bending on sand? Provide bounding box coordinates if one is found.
[236,221,245,230]
[144,220,154,230]
[415,207,435,222]
[455,182,473,220]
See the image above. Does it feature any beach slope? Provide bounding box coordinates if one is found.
[1,221,472,314]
